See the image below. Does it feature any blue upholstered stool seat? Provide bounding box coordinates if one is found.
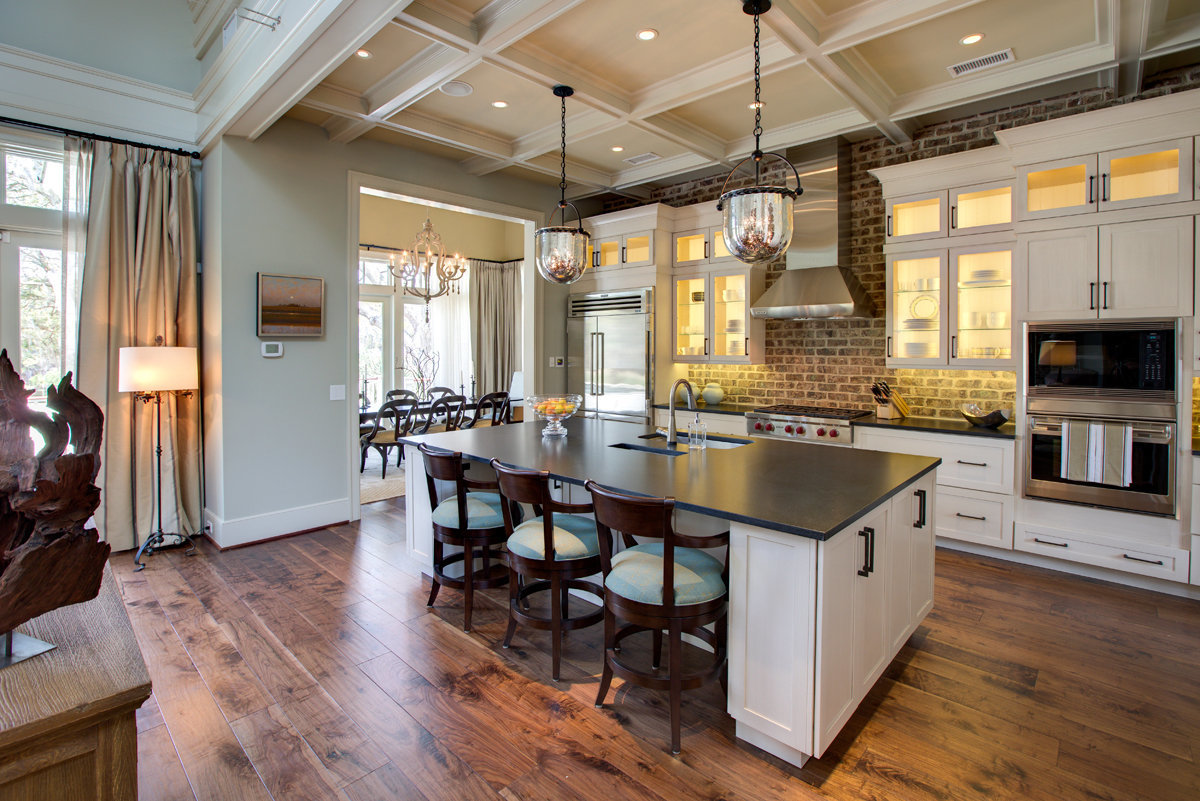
[431,491,508,530]
[507,514,600,561]
[605,543,725,606]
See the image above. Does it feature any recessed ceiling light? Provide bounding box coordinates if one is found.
[959,33,984,45]
[491,100,508,108]
[636,29,658,41]
[611,146,624,152]
[439,80,473,97]
[355,48,372,59]
[748,101,764,110]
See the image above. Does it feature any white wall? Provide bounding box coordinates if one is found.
[359,194,523,260]
[202,117,559,547]
[0,0,203,93]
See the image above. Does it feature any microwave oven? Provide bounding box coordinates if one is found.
[1027,319,1176,407]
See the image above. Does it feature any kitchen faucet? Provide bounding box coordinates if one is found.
[666,378,697,446]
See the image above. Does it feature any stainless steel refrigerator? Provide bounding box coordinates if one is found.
[566,289,653,423]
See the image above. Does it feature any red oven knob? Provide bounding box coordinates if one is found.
[784,425,794,433]
[798,426,806,435]
[816,428,826,437]
[754,421,763,430]
[829,429,840,438]
[766,423,775,432]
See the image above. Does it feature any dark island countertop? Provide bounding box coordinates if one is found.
[403,418,939,541]
[855,413,1017,440]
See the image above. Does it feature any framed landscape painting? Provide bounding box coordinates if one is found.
[257,273,324,337]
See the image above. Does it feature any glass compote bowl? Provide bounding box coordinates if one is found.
[527,394,582,438]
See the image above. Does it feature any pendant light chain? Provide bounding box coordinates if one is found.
[753,9,763,184]
[558,93,568,223]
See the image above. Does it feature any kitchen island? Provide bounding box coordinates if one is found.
[402,417,939,766]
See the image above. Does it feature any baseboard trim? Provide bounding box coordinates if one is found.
[204,498,352,549]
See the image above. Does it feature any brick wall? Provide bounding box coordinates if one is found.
[619,65,1200,418]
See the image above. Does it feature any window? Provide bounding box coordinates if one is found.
[0,128,69,399]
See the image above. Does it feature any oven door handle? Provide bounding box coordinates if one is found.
[1030,420,1173,444]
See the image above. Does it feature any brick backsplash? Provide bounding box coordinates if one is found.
[626,65,1200,419]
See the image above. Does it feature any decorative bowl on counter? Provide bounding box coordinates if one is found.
[960,403,1012,429]
[527,394,582,438]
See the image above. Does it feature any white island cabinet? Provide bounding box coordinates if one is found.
[727,471,936,765]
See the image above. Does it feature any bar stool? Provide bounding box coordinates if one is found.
[491,459,607,681]
[420,443,518,631]
[585,480,729,755]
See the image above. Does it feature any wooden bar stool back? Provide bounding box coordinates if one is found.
[491,460,608,681]
[585,480,729,754]
[420,443,516,631]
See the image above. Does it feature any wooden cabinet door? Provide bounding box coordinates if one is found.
[1099,138,1194,211]
[1017,156,1098,221]
[885,191,947,243]
[950,180,1013,235]
[1018,227,1098,320]
[886,251,948,366]
[850,504,891,697]
[1099,216,1193,318]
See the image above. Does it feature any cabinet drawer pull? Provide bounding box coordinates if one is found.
[1033,537,1068,547]
[1122,553,1164,566]
[1087,175,1095,204]
[621,245,626,263]
[1089,281,1096,310]
[956,512,987,521]
[886,214,892,237]
[951,335,957,358]
[857,529,871,577]
[1102,281,1109,310]
[704,240,709,259]
[950,205,957,229]
[914,488,927,528]
[956,459,988,467]
[1101,173,1109,202]
[886,336,892,358]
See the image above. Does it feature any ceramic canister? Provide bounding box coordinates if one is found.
[701,382,725,404]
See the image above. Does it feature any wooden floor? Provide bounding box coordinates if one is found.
[110,499,1200,801]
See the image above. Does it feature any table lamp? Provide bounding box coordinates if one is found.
[118,341,198,571]
[1037,340,1076,384]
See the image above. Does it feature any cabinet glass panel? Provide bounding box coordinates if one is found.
[675,277,708,358]
[892,197,941,238]
[955,250,1012,361]
[676,233,705,262]
[1109,149,1179,203]
[713,230,730,259]
[892,256,942,361]
[625,235,651,263]
[598,240,620,267]
[712,273,747,358]
[1026,164,1087,212]
[955,186,1011,229]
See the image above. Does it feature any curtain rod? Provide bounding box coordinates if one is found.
[0,115,202,160]
[359,243,518,264]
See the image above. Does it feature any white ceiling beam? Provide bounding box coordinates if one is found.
[634,113,730,166]
[760,2,914,143]
[1114,0,1152,97]
[726,108,870,160]
[818,0,987,53]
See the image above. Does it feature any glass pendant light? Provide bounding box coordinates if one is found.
[535,85,590,285]
[717,0,802,265]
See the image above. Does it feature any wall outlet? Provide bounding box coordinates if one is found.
[549,356,564,367]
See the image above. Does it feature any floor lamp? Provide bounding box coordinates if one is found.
[118,343,199,571]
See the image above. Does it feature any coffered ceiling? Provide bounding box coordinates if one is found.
[281,0,1200,198]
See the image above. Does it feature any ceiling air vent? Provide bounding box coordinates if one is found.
[622,152,661,166]
[946,48,1014,78]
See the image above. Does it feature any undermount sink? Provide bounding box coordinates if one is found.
[639,432,755,450]
[609,442,685,457]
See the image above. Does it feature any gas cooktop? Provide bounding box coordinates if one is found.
[752,404,871,420]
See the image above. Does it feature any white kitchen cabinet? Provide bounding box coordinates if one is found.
[937,485,1014,549]
[653,408,748,437]
[672,226,731,267]
[1019,218,1192,320]
[886,251,947,366]
[1014,521,1190,583]
[672,265,764,364]
[1017,139,1194,220]
[592,231,654,270]
[949,180,1013,235]
[885,191,947,243]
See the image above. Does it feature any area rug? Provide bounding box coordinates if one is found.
[360,458,406,504]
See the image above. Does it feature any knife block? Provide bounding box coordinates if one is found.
[875,401,903,419]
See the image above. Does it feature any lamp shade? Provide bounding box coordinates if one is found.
[1037,340,1076,367]
[118,347,199,392]
[534,226,589,285]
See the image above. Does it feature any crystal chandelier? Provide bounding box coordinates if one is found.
[389,218,468,321]
[534,85,590,285]
[716,0,802,265]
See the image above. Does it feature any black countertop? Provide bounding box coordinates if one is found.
[403,418,939,541]
[855,414,1017,440]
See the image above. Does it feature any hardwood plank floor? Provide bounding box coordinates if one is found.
[110,499,1200,801]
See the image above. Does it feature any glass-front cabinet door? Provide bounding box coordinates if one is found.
[1017,156,1097,220]
[1099,138,1194,210]
[674,276,709,362]
[674,229,708,266]
[710,271,748,361]
[950,247,1013,366]
[885,192,947,243]
[595,237,621,268]
[622,232,653,268]
[950,182,1012,235]
[886,252,947,366]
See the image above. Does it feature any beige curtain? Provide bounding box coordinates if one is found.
[468,259,521,396]
[76,143,200,553]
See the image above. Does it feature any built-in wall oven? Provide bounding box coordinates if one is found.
[1024,320,1178,517]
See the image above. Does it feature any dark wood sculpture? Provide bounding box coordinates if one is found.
[0,349,110,635]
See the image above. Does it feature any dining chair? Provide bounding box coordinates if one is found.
[420,444,517,631]
[465,391,510,428]
[360,397,418,477]
[585,480,729,755]
[413,395,467,435]
[491,458,607,681]
[385,388,419,402]
[426,386,456,401]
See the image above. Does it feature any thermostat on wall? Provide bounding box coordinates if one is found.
[261,342,284,358]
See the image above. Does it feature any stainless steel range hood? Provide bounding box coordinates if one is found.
[749,141,876,320]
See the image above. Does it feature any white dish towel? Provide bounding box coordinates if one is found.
[1061,421,1132,487]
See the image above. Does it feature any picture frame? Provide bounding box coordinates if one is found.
[256,273,325,337]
